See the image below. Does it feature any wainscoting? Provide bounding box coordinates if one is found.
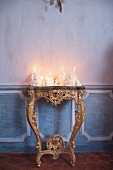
[0,85,113,153]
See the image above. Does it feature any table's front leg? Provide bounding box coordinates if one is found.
[26,90,42,167]
[70,90,85,166]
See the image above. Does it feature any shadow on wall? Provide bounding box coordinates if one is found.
[43,0,49,11]
[26,74,31,85]
[101,43,113,83]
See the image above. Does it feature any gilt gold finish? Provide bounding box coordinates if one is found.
[25,86,85,167]
[50,0,65,13]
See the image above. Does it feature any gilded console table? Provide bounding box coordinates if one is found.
[25,86,85,167]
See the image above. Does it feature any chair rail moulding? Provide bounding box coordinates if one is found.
[84,90,113,100]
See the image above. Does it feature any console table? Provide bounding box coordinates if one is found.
[25,86,85,167]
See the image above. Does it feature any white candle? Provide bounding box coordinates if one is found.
[48,71,53,79]
[58,65,65,86]
[61,65,65,76]
[72,67,78,79]
[73,67,76,74]
[32,66,37,80]
[31,66,43,86]
[65,73,72,86]
[32,66,37,76]
[45,71,54,86]
[49,71,52,78]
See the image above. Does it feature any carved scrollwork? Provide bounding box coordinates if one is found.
[46,134,66,150]
[27,90,35,105]
[46,134,67,160]
[46,90,77,106]
[46,90,64,106]
[34,89,78,106]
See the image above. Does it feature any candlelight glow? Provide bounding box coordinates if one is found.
[62,65,64,71]
[74,67,75,71]
[31,65,82,86]
[33,66,36,72]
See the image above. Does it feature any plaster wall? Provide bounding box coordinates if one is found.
[0,0,113,85]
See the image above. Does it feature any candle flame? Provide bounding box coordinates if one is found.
[50,71,51,75]
[74,67,75,71]
[62,65,63,71]
[33,66,36,72]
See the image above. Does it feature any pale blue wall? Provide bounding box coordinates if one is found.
[0,86,113,152]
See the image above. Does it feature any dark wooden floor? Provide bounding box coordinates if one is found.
[0,152,113,170]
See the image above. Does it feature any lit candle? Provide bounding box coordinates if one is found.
[31,66,36,86]
[62,65,65,73]
[71,66,77,86]
[58,65,65,86]
[73,67,77,74]
[32,66,37,80]
[45,71,54,86]
[31,66,43,86]
[65,73,72,86]
[61,65,65,74]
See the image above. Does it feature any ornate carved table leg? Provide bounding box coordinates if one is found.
[70,89,85,166]
[26,90,42,167]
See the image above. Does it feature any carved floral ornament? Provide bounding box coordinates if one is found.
[50,0,66,13]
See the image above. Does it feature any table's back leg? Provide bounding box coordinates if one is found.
[70,90,85,166]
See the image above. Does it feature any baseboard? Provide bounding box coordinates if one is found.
[0,142,113,153]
